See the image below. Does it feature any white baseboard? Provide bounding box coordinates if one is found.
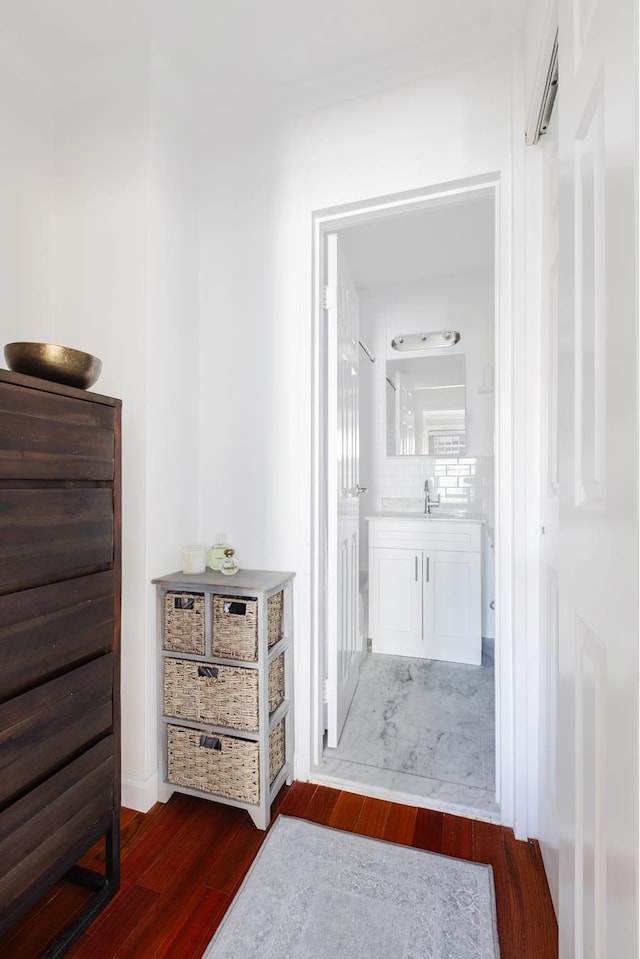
[121,770,159,812]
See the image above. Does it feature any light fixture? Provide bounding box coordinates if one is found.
[391,330,461,351]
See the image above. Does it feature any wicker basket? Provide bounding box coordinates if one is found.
[166,720,285,804]
[212,591,283,661]
[163,592,205,654]
[163,653,285,730]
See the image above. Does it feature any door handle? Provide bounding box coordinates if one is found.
[425,556,430,582]
[415,555,419,581]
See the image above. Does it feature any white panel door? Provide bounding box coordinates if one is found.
[325,232,363,748]
[424,550,481,665]
[369,547,423,656]
[538,104,560,910]
[557,0,638,953]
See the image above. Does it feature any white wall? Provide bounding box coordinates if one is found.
[147,63,202,589]
[0,60,54,346]
[197,120,290,570]
[142,57,202,807]
[198,56,518,818]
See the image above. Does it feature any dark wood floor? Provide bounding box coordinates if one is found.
[0,782,558,959]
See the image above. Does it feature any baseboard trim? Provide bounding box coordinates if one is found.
[122,770,159,813]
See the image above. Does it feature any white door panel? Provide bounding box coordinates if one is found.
[326,232,362,748]
[557,0,638,953]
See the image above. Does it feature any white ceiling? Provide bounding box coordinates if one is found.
[339,192,495,289]
[0,0,151,91]
[0,0,525,112]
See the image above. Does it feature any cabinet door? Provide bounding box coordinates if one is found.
[369,548,423,656]
[424,550,481,665]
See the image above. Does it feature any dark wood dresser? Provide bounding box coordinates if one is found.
[0,368,121,956]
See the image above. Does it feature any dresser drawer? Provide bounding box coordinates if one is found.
[0,488,114,594]
[0,736,115,932]
[0,571,116,701]
[0,381,115,482]
[0,655,114,807]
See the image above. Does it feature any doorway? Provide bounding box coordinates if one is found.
[310,177,508,821]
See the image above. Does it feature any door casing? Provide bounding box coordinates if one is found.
[309,174,522,829]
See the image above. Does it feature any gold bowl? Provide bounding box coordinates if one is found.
[4,342,102,390]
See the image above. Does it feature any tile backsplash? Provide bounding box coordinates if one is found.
[374,455,494,524]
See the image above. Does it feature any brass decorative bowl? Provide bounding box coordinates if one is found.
[4,342,102,390]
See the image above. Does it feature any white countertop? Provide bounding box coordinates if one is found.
[366,510,485,523]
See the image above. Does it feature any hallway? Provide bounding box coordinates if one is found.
[0,784,558,959]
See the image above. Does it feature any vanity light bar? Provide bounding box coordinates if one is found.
[391,330,461,351]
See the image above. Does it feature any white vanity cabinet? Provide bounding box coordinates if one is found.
[368,516,482,665]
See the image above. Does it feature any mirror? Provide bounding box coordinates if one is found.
[386,353,466,456]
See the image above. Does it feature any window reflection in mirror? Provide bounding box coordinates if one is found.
[386,353,466,456]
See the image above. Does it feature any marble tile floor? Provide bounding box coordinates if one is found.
[315,651,500,821]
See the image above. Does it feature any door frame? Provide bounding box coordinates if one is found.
[310,173,518,827]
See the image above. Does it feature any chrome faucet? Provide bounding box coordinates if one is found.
[424,478,439,514]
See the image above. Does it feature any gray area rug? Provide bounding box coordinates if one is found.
[202,815,500,959]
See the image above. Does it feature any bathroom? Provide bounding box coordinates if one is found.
[316,189,498,819]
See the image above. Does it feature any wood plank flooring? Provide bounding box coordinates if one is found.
[0,783,558,959]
